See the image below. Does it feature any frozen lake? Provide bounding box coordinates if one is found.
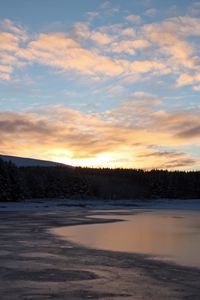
[53,210,200,269]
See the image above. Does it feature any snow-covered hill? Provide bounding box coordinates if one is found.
[0,154,71,168]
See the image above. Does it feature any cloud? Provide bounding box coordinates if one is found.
[109,39,150,55]
[102,96,200,151]
[0,112,52,134]
[90,31,114,45]
[71,22,90,40]
[15,27,166,80]
[176,72,200,87]
[142,16,200,88]
[19,33,127,77]
[125,15,141,23]
[139,150,184,158]
[1,14,200,170]
[0,107,129,162]
[144,8,157,17]
[87,11,99,22]
[0,19,28,41]
[131,60,168,74]
[158,158,198,170]
[193,2,200,6]
[0,19,28,81]
[0,98,200,169]
[150,109,200,139]
[137,150,198,170]
[120,28,136,37]
[131,91,155,98]
[177,125,200,138]
[143,20,194,67]
[0,72,11,80]
[1,16,200,88]
[193,85,200,91]
[176,73,195,87]
[148,16,200,37]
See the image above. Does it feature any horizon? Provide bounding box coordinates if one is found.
[1,0,200,170]
[1,153,200,172]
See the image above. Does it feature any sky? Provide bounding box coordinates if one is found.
[0,0,200,170]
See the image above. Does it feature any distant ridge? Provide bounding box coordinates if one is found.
[0,154,72,168]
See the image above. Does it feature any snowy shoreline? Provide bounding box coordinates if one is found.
[0,198,200,211]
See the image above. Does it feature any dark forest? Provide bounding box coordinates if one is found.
[0,158,200,202]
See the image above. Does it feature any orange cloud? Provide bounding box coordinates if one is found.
[1,16,200,87]
[17,31,168,79]
[0,99,200,170]
[0,19,27,80]
[177,72,200,87]
[90,31,114,45]
[19,33,127,77]
[109,39,149,55]
[142,17,200,87]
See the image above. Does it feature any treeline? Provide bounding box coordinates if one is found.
[0,158,200,201]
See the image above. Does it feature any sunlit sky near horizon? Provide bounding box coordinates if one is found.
[0,0,200,170]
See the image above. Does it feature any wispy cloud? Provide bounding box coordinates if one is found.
[1,15,200,89]
[144,8,157,17]
[125,14,142,23]
[1,96,200,169]
[1,8,200,170]
[0,19,28,80]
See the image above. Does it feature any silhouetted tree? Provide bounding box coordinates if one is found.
[0,158,200,201]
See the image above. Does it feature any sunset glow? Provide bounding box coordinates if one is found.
[0,0,200,170]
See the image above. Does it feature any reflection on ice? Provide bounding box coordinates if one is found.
[52,210,200,269]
